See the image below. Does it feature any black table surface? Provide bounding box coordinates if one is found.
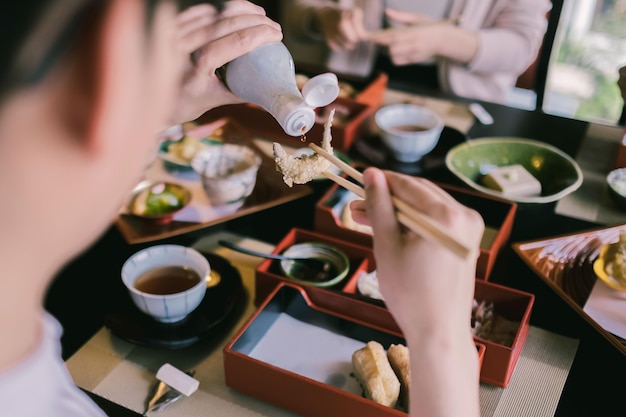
[47,91,625,417]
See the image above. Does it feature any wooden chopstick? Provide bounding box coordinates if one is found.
[310,143,474,260]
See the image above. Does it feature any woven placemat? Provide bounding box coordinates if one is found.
[67,232,579,416]
[69,321,578,417]
[479,326,578,417]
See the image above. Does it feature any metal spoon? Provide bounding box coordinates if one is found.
[217,240,331,277]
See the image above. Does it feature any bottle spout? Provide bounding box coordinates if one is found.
[278,73,339,136]
[279,104,316,137]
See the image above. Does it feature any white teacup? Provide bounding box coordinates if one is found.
[121,244,209,323]
[375,103,444,163]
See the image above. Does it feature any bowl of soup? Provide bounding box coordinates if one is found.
[375,103,444,163]
[121,245,209,323]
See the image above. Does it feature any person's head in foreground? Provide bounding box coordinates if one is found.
[0,1,483,416]
[1,1,282,415]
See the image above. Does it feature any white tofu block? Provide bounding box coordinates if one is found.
[481,164,541,197]
[156,363,199,396]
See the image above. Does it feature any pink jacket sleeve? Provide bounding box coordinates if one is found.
[465,0,552,74]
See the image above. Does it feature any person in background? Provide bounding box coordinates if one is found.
[283,0,551,104]
[0,0,483,416]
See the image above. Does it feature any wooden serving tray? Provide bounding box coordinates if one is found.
[513,223,626,356]
[115,118,312,244]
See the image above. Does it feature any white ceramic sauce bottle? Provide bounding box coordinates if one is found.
[219,42,339,137]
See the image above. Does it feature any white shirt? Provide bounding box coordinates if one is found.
[0,313,107,417]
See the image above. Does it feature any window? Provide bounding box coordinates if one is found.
[542,0,626,125]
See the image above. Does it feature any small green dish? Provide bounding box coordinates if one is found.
[127,180,191,224]
[445,137,583,204]
[279,242,350,288]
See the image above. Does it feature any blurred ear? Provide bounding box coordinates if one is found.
[60,0,146,154]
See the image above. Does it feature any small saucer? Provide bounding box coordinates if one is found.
[593,243,626,292]
[105,252,244,349]
[350,126,467,175]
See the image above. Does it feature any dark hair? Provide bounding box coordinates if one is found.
[0,0,169,101]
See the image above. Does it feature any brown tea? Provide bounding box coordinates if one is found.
[389,124,429,133]
[134,265,201,295]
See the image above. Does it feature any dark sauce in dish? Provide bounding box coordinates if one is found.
[290,262,338,283]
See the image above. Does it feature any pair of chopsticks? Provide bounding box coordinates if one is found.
[309,143,474,260]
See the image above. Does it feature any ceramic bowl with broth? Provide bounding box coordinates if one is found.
[121,245,209,323]
[375,103,444,163]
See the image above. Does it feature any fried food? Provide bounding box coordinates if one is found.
[273,109,335,187]
[387,344,410,410]
[352,341,400,408]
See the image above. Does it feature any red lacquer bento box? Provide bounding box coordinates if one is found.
[254,227,376,306]
[251,227,533,388]
[314,180,517,281]
[473,280,534,387]
[224,282,487,417]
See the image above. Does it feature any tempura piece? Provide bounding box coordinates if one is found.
[273,108,335,187]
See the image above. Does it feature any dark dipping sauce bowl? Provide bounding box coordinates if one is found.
[279,242,350,288]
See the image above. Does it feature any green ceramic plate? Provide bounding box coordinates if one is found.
[445,137,583,204]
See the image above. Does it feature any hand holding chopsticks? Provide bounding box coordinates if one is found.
[309,143,474,260]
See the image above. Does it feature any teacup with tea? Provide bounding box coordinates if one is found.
[375,103,444,163]
[121,244,209,323]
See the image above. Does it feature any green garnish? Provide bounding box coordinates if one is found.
[139,184,184,215]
